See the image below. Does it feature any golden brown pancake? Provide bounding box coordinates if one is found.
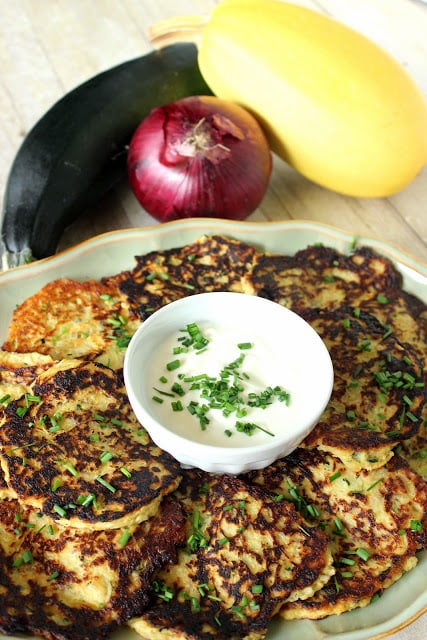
[299,305,425,470]
[2,278,139,370]
[107,235,258,321]
[250,245,404,314]
[248,447,427,619]
[0,497,186,640]
[0,359,182,529]
[129,468,333,639]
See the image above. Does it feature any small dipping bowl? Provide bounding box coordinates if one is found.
[124,292,333,474]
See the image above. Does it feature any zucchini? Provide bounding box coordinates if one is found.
[1,43,212,267]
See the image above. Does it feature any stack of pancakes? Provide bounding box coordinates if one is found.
[0,235,425,640]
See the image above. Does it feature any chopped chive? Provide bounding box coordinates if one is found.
[96,476,116,493]
[119,529,131,547]
[53,504,67,517]
[63,462,78,477]
[48,571,60,581]
[120,466,132,478]
[367,478,384,491]
[251,584,263,594]
[77,493,95,507]
[15,551,33,566]
[237,342,252,350]
[166,359,181,371]
[333,518,344,533]
[406,412,419,423]
[100,451,113,464]
[171,382,185,396]
[410,519,422,532]
[356,548,370,561]
[51,478,61,492]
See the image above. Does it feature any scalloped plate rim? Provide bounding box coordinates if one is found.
[0,217,426,640]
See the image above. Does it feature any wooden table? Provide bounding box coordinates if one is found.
[0,0,426,264]
[0,2,426,640]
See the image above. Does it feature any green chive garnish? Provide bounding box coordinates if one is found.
[96,476,116,493]
[119,529,131,547]
[166,359,181,371]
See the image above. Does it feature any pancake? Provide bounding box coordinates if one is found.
[107,235,258,321]
[399,404,427,480]
[299,305,425,470]
[0,349,54,400]
[248,448,427,619]
[0,496,186,640]
[129,468,333,639]
[0,359,182,529]
[2,278,140,370]
[0,350,57,500]
[250,245,404,314]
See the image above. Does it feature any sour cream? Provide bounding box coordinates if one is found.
[124,291,334,474]
[147,323,300,448]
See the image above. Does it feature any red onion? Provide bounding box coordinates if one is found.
[127,95,272,222]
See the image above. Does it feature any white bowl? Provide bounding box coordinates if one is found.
[124,292,333,474]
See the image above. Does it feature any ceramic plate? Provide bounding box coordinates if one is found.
[0,218,426,640]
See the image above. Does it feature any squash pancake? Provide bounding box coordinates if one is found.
[400,405,427,480]
[299,305,425,470]
[129,469,334,640]
[0,349,54,401]
[0,359,182,529]
[2,278,140,370]
[106,235,258,321]
[0,350,57,500]
[248,448,427,620]
[0,496,186,640]
[250,245,405,314]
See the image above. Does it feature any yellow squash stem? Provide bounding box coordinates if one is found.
[149,1,427,198]
[148,15,207,49]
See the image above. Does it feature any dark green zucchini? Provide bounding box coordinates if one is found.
[1,43,212,267]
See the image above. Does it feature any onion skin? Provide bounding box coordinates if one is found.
[127,95,272,222]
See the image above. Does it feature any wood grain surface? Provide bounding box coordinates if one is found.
[0,0,426,264]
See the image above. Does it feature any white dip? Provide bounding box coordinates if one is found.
[146,322,304,448]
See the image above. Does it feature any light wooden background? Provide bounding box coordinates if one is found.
[0,0,426,264]
[0,3,426,639]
